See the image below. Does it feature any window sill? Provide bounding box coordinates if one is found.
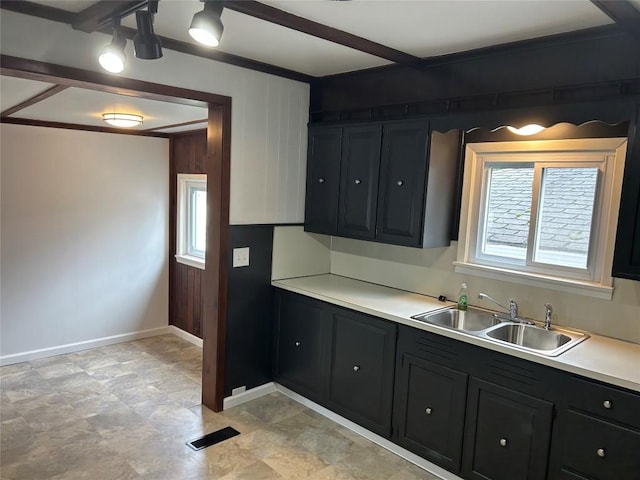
[453,261,613,300]
[176,254,205,270]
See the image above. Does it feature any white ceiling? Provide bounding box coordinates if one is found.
[0,0,630,132]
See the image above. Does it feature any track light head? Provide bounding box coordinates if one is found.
[99,22,126,73]
[133,9,163,59]
[189,0,224,47]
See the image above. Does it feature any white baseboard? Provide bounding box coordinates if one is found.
[276,384,463,480]
[0,326,172,366]
[168,325,203,347]
[223,382,277,410]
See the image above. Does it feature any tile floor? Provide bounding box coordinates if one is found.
[1,334,439,479]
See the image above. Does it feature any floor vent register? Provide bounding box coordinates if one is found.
[186,426,240,451]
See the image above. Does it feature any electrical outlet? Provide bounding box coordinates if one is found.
[231,386,247,396]
[232,247,250,267]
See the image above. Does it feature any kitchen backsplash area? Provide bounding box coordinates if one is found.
[272,226,640,344]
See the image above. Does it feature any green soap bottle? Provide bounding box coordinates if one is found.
[458,283,468,311]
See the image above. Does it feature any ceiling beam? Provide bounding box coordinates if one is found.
[590,0,640,39]
[223,0,421,66]
[72,0,148,33]
[0,0,74,23]
[143,118,208,132]
[0,116,170,138]
[1,84,69,117]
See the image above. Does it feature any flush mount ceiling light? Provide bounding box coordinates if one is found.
[102,113,144,128]
[133,1,163,60]
[99,19,126,73]
[189,0,224,47]
[507,124,545,136]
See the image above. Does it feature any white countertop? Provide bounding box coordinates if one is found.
[272,274,640,392]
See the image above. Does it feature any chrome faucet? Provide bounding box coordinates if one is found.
[544,303,553,330]
[478,292,532,324]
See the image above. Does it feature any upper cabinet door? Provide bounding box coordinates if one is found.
[612,105,640,281]
[376,120,430,247]
[305,127,343,235]
[338,125,382,240]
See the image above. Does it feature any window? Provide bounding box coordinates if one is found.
[176,173,207,269]
[455,138,627,299]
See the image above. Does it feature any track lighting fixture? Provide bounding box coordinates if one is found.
[189,0,224,47]
[99,19,126,73]
[133,1,163,60]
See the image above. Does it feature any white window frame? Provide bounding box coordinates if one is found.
[176,173,207,270]
[455,138,628,300]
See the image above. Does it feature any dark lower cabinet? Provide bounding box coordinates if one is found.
[328,310,396,437]
[462,379,554,480]
[274,290,640,480]
[393,353,468,472]
[550,376,640,480]
[557,411,640,480]
[274,292,330,403]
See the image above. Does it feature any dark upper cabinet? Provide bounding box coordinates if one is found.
[612,105,640,281]
[274,292,330,403]
[338,125,382,240]
[462,378,554,480]
[376,120,430,246]
[328,309,397,438]
[304,120,458,248]
[305,127,342,235]
[393,353,468,472]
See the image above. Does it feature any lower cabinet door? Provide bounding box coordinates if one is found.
[394,353,468,472]
[275,293,330,403]
[328,309,396,437]
[558,410,640,480]
[463,378,553,480]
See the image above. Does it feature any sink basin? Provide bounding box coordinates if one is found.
[412,307,504,331]
[485,323,588,356]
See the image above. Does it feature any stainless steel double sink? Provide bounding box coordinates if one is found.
[411,307,589,357]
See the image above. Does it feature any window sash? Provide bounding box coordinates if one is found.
[471,155,607,283]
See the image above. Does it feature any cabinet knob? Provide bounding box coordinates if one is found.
[603,400,612,409]
[396,180,404,186]
[353,365,360,372]
[597,448,606,458]
[354,179,361,185]
[294,341,301,347]
[425,407,432,415]
[499,438,508,447]
[318,178,324,184]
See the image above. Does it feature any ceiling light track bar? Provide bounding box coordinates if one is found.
[72,0,150,33]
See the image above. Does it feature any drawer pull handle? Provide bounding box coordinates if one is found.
[425,407,432,415]
[603,400,612,409]
[397,180,404,186]
[354,179,361,185]
[318,178,324,184]
[597,448,606,458]
[499,438,508,447]
[353,365,360,372]
[294,341,301,347]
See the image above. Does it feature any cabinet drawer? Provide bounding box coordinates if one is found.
[567,377,640,428]
[561,410,640,480]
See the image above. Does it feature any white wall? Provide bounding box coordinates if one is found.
[0,124,169,362]
[272,226,331,280]
[0,10,309,225]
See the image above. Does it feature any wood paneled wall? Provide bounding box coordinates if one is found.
[169,130,207,338]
